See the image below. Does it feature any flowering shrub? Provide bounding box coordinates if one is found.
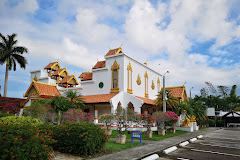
[0,116,43,126]
[45,122,108,156]
[165,111,178,127]
[153,111,170,129]
[61,108,92,124]
[99,114,115,130]
[139,113,156,131]
[3,103,20,114]
[0,121,55,159]
[25,99,53,123]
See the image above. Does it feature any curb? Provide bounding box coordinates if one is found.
[179,141,189,147]
[163,146,178,154]
[141,154,159,160]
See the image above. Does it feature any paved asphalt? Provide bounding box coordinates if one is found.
[158,128,240,160]
[90,128,219,160]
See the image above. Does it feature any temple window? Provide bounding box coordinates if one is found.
[127,62,133,94]
[111,60,120,93]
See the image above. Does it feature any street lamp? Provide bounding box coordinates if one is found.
[190,87,194,100]
[163,71,169,112]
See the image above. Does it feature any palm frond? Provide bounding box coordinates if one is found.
[12,54,27,69]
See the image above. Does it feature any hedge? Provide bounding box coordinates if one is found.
[0,116,43,126]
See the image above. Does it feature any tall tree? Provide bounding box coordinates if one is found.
[0,33,28,97]
[217,85,229,98]
[64,90,85,109]
[155,90,179,111]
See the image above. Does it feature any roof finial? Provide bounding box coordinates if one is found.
[120,43,123,48]
[33,75,38,82]
[184,81,186,86]
[144,59,148,65]
[108,45,111,50]
[97,58,99,62]
[57,58,59,62]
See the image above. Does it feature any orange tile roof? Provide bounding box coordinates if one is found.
[81,73,93,81]
[165,86,184,99]
[44,62,58,69]
[59,76,72,84]
[81,93,155,105]
[105,47,122,57]
[34,82,60,97]
[93,61,106,69]
[52,68,65,76]
[81,94,117,103]
[79,72,87,78]
[136,96,155,105]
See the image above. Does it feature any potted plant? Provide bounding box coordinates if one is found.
[153,111,170,135]
[99,114,115,135]
[115,106,138,144]
[165,111,178,134]
[140,113,156,138]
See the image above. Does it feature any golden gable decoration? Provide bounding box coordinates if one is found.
[151,80,155,90]
[136,74,141,85]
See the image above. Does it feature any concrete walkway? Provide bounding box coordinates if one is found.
[90,128,218,160]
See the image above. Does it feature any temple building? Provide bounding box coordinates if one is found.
[23,47,163,122]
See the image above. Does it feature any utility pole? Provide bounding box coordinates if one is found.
[163,71,169,112]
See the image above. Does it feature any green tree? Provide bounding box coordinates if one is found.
[173,101,193,118]
[0,33,28,97]
[155,90,179,111]
[49,96,73,124]
[64,90,85,109]
[189,100,207,122]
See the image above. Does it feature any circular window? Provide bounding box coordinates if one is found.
[99,82,104,89]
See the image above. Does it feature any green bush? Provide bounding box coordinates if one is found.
[0,113,13,118]
[217,120,224,127]
[42,122,108,156]
[208,119,215,127]
[0,123,55,159]
[0,116,43,126]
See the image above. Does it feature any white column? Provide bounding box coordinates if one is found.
[94,106,98,124]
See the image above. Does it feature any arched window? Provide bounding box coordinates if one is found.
[157,77,161,93]
[111,60,120,93]
[127,62,132,94]
[144,71,149,98]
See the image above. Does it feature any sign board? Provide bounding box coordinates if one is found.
[131,131,142,144]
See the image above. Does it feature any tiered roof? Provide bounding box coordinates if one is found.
[105,47,123,57]
[52,68,69,77]
[25,80,60,98]
[81,73,93,81]
[59,75,79,85]
[44,61,61,70]
[93,61,106,69]
[165,85,188,101]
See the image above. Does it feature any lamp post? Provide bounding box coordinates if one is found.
[163,71,169,112]
[190,87,194,100]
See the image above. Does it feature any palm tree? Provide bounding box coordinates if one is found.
[0,33,28,97]
[64,90,85,109]
[155,90,179,111]
[189,100,207,122]
[173,101,194,118]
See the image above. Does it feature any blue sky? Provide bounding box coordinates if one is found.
[0,0,240,98]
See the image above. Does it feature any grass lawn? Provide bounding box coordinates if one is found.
[199,127,208,130]
[109,130,188,141]
[105,140,143,151]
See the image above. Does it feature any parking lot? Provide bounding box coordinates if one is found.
[158,128,240,160]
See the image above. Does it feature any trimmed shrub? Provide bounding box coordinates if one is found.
[0,116,43,126]
[217,120,224,127]
[208,119,215,127]
[0,113,13,118]
[0,122,55,159]
[165,111,178,127]
[47,122,108,156]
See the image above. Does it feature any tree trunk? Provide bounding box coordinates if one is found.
[4,62,9,97]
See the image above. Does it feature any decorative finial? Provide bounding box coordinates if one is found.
[144,59,148,65]
[184,81,186,86]
[97,58,99,62]
[57,58,59,62]
[33,75,38,82]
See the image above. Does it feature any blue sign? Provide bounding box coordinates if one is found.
[131,131,142,144]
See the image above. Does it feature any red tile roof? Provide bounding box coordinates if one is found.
[52,68,65,76]
[81,93,155,105]
[44,62,58,69]
[105,47,122,57]
[34,82,60,97]
[81,94,117,103]
[0,97,26,107]
[79,72,87,78]
[165,86,184,99]
[93,61,106,69]
[81,73,93,81]
[136,96,155,105]
[59,76,72,84]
